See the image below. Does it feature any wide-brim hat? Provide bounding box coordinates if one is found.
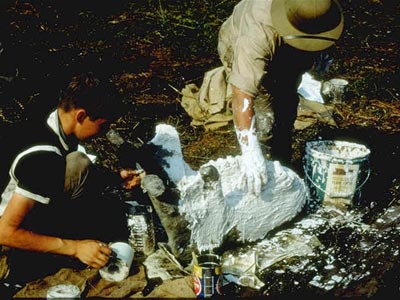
[271,0,344,52]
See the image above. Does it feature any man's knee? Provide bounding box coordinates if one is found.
[66,151,91,172]
[65,151,92,196]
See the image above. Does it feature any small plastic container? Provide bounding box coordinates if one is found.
[46,284,81,299]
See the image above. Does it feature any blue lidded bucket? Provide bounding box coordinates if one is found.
[304,140,371,212]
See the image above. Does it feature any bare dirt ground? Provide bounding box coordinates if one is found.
[1,0,399,298]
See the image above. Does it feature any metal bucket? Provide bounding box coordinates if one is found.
[304,140,371,212]
[193,254,223,298]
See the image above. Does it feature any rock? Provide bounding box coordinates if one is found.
[141,174,193,265]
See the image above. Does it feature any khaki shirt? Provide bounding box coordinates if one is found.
[218,0,314,97]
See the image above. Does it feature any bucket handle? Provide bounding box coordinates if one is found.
[304,167,371,198]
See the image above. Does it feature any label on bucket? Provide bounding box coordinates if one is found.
[194,261,222,298]
[324,163,359,199]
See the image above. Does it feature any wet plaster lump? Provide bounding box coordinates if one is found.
[142,124,309,260]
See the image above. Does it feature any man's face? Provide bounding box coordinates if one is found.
[76,116,110,140]
[280,44,318,73]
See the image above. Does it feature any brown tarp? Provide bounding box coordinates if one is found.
[180,67,336,131]
[13,265,195,298]
[0,244,196,298]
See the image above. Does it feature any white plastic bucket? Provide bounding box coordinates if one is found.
[304,140,371,211]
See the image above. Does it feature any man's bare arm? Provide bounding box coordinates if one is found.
[0,193,111,268]
[231,85,254,131]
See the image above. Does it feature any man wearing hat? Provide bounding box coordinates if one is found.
[217,0,344,194]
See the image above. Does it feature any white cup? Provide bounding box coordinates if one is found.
[110,242,134,269]
[99,242,135,282]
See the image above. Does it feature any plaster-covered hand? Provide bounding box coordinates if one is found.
[236,118,268,195]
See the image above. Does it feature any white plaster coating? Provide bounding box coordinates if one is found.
[149,124,196,184]
[150,124,308,252]
[242,97,250,112]
[235,117,268,194]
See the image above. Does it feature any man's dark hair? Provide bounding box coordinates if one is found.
[58,72,122,121]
